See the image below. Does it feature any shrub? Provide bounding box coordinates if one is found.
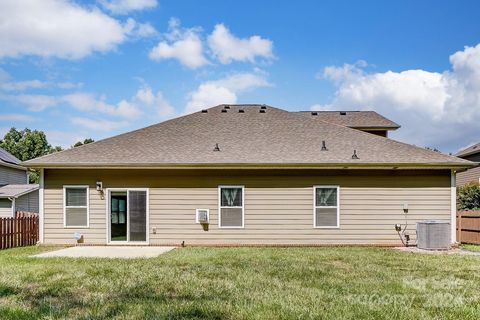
[457,182,480,210]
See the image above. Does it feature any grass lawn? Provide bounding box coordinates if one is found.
[462,244,480,252]
[1,246,480,319]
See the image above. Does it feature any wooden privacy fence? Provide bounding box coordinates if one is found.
[0,214,38,250]
[457,210,480,244]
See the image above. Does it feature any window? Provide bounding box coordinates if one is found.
[64,186,89,228]
[219,186,244,228]
[314,186,339,228]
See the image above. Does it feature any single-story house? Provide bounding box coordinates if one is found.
[0,148,39,217]
[24,104,475,246]
[455,142,480,186]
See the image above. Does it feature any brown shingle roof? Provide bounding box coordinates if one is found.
[298,110,400,129]
[456,142,480,158]
[23,104,473,168]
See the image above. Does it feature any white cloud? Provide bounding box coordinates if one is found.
[185,72,271,114]
[317,44,480,151]
[71,117,129,131]
[0,0,144,59]
[0,113,35,122]
[4,94,59,111]
[1,83,174,121]
[123,18,158,38]
[99,0,158,15]
[207,24,274,64]
[0,68,83,91]
[45,130,87,149]
[61,93,143,118]
[135,86,175,118]
[149,18,208,69]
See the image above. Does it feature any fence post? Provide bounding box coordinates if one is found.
[458,211,462,244]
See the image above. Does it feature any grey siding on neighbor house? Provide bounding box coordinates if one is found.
[457,166,480,186]
[42,169,452,246]
[0,198,12,217]
[15,190,39,213]
[0,166,27,185]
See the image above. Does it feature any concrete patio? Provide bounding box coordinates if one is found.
[33,246,176,259]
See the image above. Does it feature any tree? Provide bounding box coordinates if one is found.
[73,138,94,148]
[0,128,56,183]
[457,182,480,210]
[0,128,51,161]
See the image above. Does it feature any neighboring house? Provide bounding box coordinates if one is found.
[0,148,39,217]
[455,142,480,186]
[24,104,474,246]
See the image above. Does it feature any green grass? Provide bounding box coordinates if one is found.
[462,244,480,252]
[1,246,480,319]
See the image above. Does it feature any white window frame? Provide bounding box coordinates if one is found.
[195,208,210,224]
[313,185,340,229]
[218,185,245,229]
[63,185,90,228]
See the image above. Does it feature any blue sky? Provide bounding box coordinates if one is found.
[0,0,480,153]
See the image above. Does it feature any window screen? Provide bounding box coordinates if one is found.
[219,187,243,228]
[314,187,339,228]
[64,187,88,227]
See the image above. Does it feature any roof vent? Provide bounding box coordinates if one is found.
[224,105,230,109]
[321,140,328,151]
[201,109,208,113]
[238,109,245,113]
[260,105,267,110]
[259,109,266,113]
[213,143,220,152]
[351,150,359,159]
[221,109,227,113]
[311,112,318,116]
[340,111,347,115]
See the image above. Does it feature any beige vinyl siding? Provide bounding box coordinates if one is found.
[0,198,13,217]
[0,166,27,185]
[456,166,480,186]
[42,169,452,246]
[15,191,39,213]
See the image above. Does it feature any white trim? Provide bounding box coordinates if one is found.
[39,169,44,243]
[11,198,15,217]
[63,185,90,228]
[105,188,149,245]
[195,208,210,224]
[313,185,340,229]
[218,185,245,228]
[451,170,457,244]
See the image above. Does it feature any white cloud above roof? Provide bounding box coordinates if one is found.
[149,18,209,69]
[317,44,480,150]
[207,24,274,64]
[0,0,153,60]
[99,0,158,15]
[149,18,274,68]
[185,71,271,114]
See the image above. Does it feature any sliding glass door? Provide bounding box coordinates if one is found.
[109,189,148,243]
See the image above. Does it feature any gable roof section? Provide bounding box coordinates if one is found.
[23,104,473,169]
[297,110,400,130]
[0,148,26,171]
[456,142,480,158]
[0,184,38,198]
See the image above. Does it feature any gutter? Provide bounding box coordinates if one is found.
[21,162,476,170]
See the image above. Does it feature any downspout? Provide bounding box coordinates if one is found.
[451,170,457,244]
[8,197,15,217]
[39,168,44,244]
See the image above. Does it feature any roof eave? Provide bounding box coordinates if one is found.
[1,161,27,171]
[22,162,475,170]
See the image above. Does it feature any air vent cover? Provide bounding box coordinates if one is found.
[416,221,450,250]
